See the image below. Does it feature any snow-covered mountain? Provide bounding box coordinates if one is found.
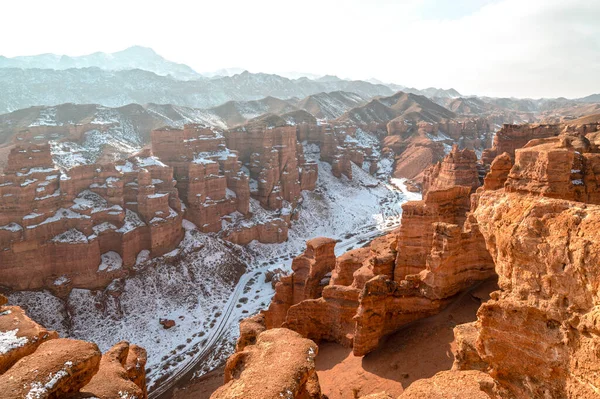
[0,68,393,114]
[0,46,201,81]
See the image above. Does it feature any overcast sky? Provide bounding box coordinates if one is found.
[1,0,599,98]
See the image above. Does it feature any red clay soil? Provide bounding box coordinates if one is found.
[316,279,497,399]
[169,367,225,399]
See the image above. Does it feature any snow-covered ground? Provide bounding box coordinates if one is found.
[8,148,422,395]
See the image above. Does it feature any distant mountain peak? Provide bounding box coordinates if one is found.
[0,46,201,81]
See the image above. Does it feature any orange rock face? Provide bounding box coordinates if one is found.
[504,134,600,204]
[395,370,503,399]
[0,301,59,374]
[262,174,495,357]
[437,130,600,398]
[470,190,600,398]
[264,237,337,329]
[211,328,323,399]
[151,123,322,244]
[422,145,481,196]
[0,298,148,399]
[0,338,101,399]
[481,123,562,165]
[482,152,512,190]
[80,341,148,399]
[0,144,184,292]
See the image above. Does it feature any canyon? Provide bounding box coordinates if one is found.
[2,78,600,399]
[203,117,600,399]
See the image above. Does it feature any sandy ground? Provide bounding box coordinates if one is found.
[169,278,497,399]
[316,279,498,399]
[169,367,225,399]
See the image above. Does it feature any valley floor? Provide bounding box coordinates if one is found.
[7,158,419,395]
[170,279,498,399]
[316,279,497,398]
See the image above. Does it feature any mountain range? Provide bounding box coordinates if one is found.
[0,46,201,80]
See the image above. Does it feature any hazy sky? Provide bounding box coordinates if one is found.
[1,0,599,98]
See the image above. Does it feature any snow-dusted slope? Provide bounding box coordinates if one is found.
[0,68,393,114]
[0,103,227,169]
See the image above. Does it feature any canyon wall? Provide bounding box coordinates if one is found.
[0,144,184,292]
[260,146,496,356]
[384,128,600,398]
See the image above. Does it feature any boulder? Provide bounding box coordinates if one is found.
[0,305,59,374]
[79,341,147,399]
[0,338,101,399]
[210,328,323,399]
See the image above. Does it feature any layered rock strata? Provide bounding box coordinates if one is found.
[261,150,496,356]
[404,131,600,398]
[151,123,320,245]
[422,145,481,196]
[0,144,184,292]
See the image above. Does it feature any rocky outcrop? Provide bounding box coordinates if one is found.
[469,190,600,398]
[264,237,337,329]
[236,314,266,352]
[422,130,600,398]
[0,296,148,398]
[79,341,148,399]
[262,174,495,356]
[481,123,561,165]
[151,123,321,244]
[0,303,59,374]
[394,186,472,280]
[482,152,512,190]
[396,370,504,399]
[211,328,323,399]
[0,144,184,292]
[504,134,600,204]
[422,145,480,196]
[0,338,101,399]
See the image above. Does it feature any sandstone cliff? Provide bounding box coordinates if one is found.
[260,144,495,357]
[0,144,184,292]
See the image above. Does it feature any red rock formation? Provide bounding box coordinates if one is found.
[211,328,323,399]
[151,125,242,232]
[0,301,59,374]
[481,123,561,165]
[482,152,512,190]
[262,180,495,357]
[0,296,148,398]
[151,123,319,243]
[235,314,266,352]
[422,145,480,196]
[417,130,600,398]
[0,144,184,292]
[467,190,600,397]
[394,186,471,280]
[0,338,101,399]
[504,134,600,204]
[80,341,148,399]
[395,370,503,398]
[264,237,337,329]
